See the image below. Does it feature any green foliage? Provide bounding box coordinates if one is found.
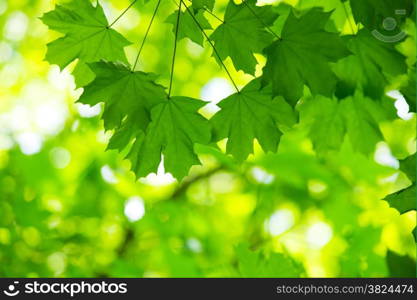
[191,0,215,12]
[235,244,303,277]
[41,0,131,87]
[166,10,212,46]
[78,61,166,130]
[1,0,413,278]
[349,0,415,30]
[386,250,416,277]
[211,79,294,161]
[300,93,397,154]
[385,155,416,214]
[210,0,278,74]
[385,186,416,214]
[262,8,349,104]
[334,29,407,99]
[402,67,416,112]
[127,96,211,179]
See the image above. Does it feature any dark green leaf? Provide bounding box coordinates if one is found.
[385,185,416,214]
[78,61,167,131]
[210,0,278,74]
[386,250,416,277]
[41,0,131,87]
[262,8,349,104]
[211,79,295,161]
[166,9,212,47]
[334,29,407,99]
[192,0,215,12]
[128,96,211,179]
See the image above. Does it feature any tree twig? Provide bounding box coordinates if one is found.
[132,0,162,71]
[108,0,138,28]
[168,2,183,98]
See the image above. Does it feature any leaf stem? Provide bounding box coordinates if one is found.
[180,0,240,93]
[132,0,162,71]
[241,0,281,40]
[342,0,356,34]
[197,5,224,23]
[182,0,223,23]
[168,2,183,98]
[108,0,138,28]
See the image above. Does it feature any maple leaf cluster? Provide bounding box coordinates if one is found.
[41,0,415,191]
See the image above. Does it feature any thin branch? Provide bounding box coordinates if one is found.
[132,0,162,71]
[168,2,183,98]
[241,0,281,40]
[180,0,240,93]
[171,165,225,199]
[108,0,138,28]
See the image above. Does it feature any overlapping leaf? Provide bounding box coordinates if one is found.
[77,62,210,179]
[341,94,397,154]
[236,244,303,277]
[78,61,167,131]
[299,93,397,154]
[334,29,407,99]
[262,8,349,105]
[40,0,414,183]
[384,155,416,214]
[401,67,416,112]
[211,79,295,161]
[298,96,345,153]
[191,0,215,12]
[386,251,416,277]
[41,0,131,87]
[385,186,416,214]
[166,9,212,46]
[349,0,415,30]
[210,0,278,74]
[128,97,211,179]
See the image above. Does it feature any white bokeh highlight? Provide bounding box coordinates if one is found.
[306,222,333,249]
[124,196,145,222]
[267,209,295,236]
[387,90,413,120]
[200,78,234,114]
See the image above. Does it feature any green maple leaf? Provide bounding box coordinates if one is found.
[300,93,396,154]
[340,93,396,154]
[210,0,278,75]
[127,97,211,179]
[191,0,215,12]
[349,0,414,30]
[211,79,295,162]
[386,251,416,277]
[340,227,387,277]
[385,186,416,214]
[78,61,167,131]
[401,67,416,112]
[399,155,416,183]
[299,96,345,154]
[384,154,416,214]
[334,29,407,99]
[262,8,349,105]
[235,244,303,277]
[41,0,131,87]
[166,9,212,47]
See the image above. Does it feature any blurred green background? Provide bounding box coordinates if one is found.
[0,0,415,277]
